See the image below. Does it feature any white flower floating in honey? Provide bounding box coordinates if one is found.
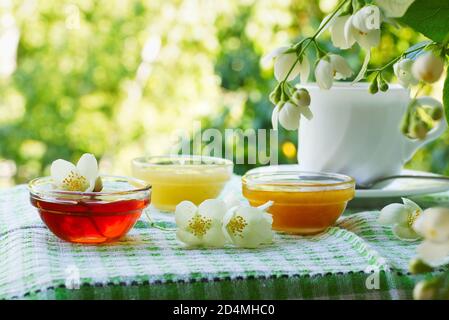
[50,153,101,192]
[222,201,274,248]
[378,198,422,241]
[175,199,226,247]
[413,207,449,265]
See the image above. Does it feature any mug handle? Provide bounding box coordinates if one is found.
[402,96,448,162]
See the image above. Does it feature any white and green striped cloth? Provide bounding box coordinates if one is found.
[0,178,447,300]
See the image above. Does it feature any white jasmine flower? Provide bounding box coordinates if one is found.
[278,102,301,131]
[352,5,381,33]
[273,101,313,131]
[315,55,353,89]
[175,200,226,247]
[50,153,100,192]
[329,54,353,79]
[378,198,422,241]
[414,208,449,242]
[393,58,418,87]
[413,207,449,265]
[330,15,354,49]
[223,202,273,248]
[342,5,381,83]
[327,6,380,82]
[345,5,381,50]
[317,12,341,38]
[263,46,310,82]
[412,52,445,84]
[315,59,334,89]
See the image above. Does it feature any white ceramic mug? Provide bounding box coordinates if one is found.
[297,82,447,184]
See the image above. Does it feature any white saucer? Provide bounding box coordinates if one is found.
[350,169,449,209]
[355,169,449,198]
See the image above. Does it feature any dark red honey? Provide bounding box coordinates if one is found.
[31,197,149,243]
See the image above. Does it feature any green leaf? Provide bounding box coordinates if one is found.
[376,0,416,18]
[399,0,449,43]
[444,74,449,126]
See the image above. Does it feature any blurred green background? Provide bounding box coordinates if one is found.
[0,0,447,186]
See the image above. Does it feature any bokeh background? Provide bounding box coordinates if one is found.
[0,0,447,187]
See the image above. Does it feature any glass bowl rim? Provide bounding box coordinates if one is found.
[132,154,234,168]
[242,169,355,190]
[28,174,151,198]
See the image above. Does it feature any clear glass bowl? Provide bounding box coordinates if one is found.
[132,155,233,211]
[242,167,355,234]
[29,175,151,244]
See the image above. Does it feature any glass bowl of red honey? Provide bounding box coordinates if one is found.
[29,175,151,244]
[242,167,355,235]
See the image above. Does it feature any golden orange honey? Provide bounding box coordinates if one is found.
[242,169,355,234]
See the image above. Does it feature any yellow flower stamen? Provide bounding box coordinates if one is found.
[429,229,437,239]
[227,215,247,237]
[187,214,212,238]
[408,209,421,227]
[62,171,90,191]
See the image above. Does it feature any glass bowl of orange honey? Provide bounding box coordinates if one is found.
[29,175,151,244]
[242,167,355,235]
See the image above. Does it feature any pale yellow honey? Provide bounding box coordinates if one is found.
[133,165,231,211]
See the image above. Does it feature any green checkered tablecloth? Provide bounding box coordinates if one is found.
[1,177,448,300]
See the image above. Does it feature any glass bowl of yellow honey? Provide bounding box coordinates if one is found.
[242,167,355,235]
[132,155,233,211]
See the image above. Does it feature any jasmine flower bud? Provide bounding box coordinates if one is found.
[369,79,378,94]
[292,88,311,107]
[409,258,433,274]
[393,58,418,88]
[410,120,428,140]
[413,279,439,300]
[412,52,444,84]
[379,81,389,92]
[269,84,282,105]
[430,107,443,121]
